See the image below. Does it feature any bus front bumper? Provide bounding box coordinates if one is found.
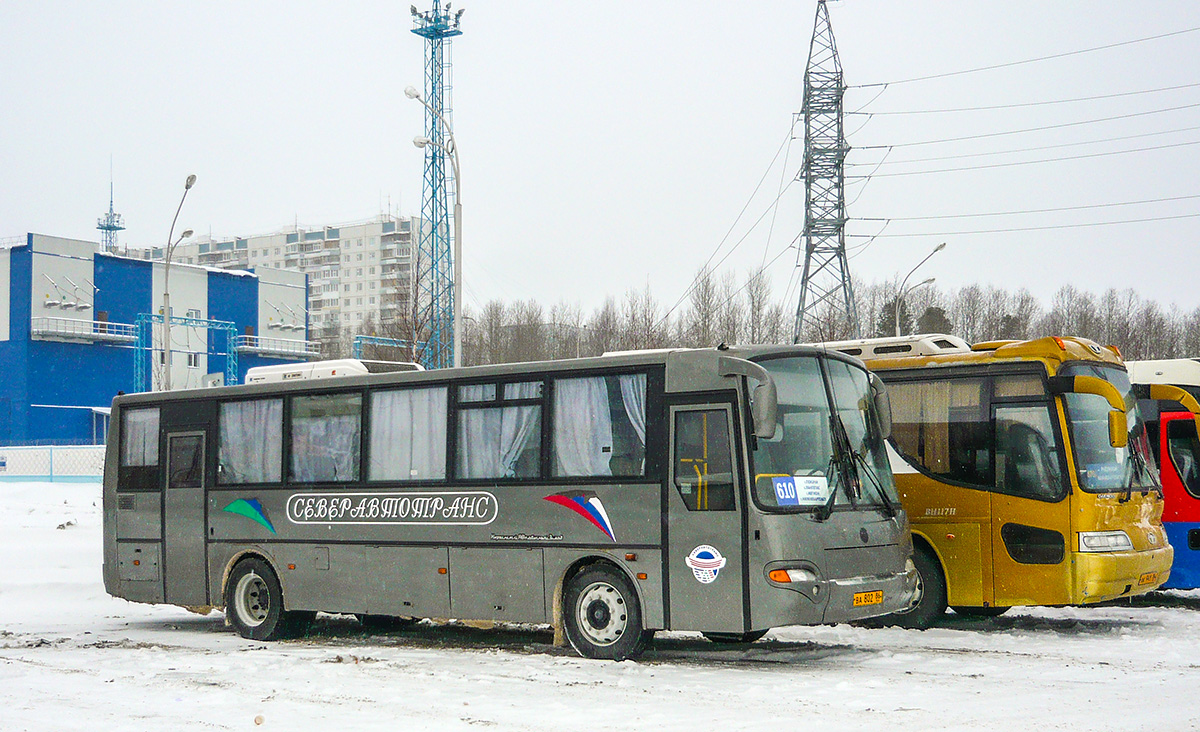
[1074,545,1174,603]
[820,565,919,624]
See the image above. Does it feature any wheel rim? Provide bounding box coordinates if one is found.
[234,571,270,628]
[897,562,924,616]
[575,581,627,647]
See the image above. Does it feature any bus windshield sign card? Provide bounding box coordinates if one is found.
[772,476,830,506]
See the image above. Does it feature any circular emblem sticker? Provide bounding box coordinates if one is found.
[685,545,727,584]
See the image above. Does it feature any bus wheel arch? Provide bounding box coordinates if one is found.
[558,558,649,660]
[894,535,948,629]
[221,552,313,641]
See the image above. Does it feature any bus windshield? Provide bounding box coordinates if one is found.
[1060,363,1159,493]
[751,356,898,511]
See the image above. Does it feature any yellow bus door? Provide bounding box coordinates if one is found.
[990,403,1072,607]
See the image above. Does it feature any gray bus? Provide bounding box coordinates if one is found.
[103,345,917,659]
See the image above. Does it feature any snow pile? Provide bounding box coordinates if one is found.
[1,482,1197,731]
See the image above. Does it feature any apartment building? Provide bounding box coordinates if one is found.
[164,215,421,337]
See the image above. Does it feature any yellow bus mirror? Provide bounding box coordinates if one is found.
[1108,410,1128,448]
[1066,375,1126,412]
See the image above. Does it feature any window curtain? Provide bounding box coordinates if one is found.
[619,373,647,447]
[369,387,447,480]
[219,400,282,483]
[122,408,159,466]
[291,396,361,482]
[553,377,614,476]
[458,381,542,479]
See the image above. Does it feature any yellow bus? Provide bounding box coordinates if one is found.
[820,334,1173,627]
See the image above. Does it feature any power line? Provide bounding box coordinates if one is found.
[852,26,1200,89]
[660,177,800,326]
[854,101,1200,150]
[855,194,1200,222]
[849,138,1200,179]
[661,130,792,324]
[847,123,1200,167]
[845,211,1200,238]
[849,81,1200,115]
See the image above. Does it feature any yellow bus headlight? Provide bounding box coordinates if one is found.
[1078,530,1133,552]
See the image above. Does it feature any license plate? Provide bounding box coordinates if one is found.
[1138,572,1158,586]
[853,590,883,607]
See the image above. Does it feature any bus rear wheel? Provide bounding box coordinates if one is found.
[564,566,646,661]
[891,547,947,630]
[703,630,768,644]
[225,558,310,641]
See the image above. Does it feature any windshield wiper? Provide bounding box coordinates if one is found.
[854,450,897,518]
[815,413,861,521]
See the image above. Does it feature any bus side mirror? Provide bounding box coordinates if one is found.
[1109,411,1128,449]
[1134,383,1200,438]
[870,372,892,440]
[718,356,778,440]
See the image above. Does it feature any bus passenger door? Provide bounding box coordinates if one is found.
[990,403,1072,607]
[163,431,209,607]
[666,403,746,633]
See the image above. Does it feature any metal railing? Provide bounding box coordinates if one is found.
[235,335,321,358]
[30,317,137,342]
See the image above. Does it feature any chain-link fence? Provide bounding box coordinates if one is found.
[0,445,105,482]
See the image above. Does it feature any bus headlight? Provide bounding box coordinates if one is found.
[1078,531,1133,552]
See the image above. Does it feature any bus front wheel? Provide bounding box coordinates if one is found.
[564,566,647,661]
[892,548,947,630]
[225,558,311,641]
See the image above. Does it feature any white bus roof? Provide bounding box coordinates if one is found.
[809,334,972,361]
[244,358,423,384]
[1127,358,1200,387]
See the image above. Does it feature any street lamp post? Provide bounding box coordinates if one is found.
[895,242,946,337]
[162,174,197,391]
[406,85,463,369]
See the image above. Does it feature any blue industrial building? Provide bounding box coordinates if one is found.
[0,234,316,445]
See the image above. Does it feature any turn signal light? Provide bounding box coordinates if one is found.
[625,553,637,561]
[769,568,818,583]
[438,567,448,575]
[132,560,140,566]
[1052,337,1067,350]
[288,564,296,570]
[636,573,648,580]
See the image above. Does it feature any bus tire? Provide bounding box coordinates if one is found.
[563,565,646,661]
[892,547,947,630]
[952,605,1008,618]
[702,630,768,644]
[225,558,306,641]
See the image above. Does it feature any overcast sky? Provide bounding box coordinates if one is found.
[2,1,1198,317]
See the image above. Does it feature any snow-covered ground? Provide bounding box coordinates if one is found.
[2,481,1198,731]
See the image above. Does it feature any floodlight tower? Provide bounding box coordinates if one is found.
[793,0,857,341]
[97,174,125,253]
[410,1,463,369]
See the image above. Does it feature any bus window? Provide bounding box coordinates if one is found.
[368,387,447,481]
[889,377,993,487]
[1167,419,1200,498]
[121,407,160,467]
[673,409,734,511]
[751,356,834,508]
[552,374,647,478]
[219,399,282,484]
[995,405,1063,501]
[167,434,204,488]
[826,359,899,507]
[290,393,362,482]
[457,381,542,479]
